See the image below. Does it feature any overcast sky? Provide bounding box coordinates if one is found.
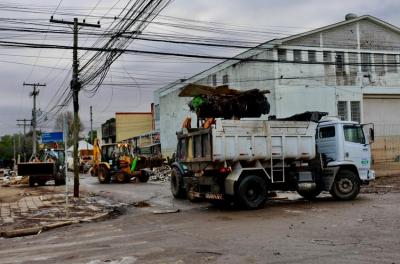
[0,0,399,136]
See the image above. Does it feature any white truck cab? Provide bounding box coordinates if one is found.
[317,118,375,185]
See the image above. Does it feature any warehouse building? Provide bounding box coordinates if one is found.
[154,14,400,173]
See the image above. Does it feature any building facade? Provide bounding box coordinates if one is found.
[154,14,400,172]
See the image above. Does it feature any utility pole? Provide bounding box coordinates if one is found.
[90,106,93,144]
[24,82,46,156]
[17,119,31,162]
[50,16,100,198]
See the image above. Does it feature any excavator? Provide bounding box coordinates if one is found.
[92,139,161,184]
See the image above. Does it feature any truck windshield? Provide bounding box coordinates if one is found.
[343,125,365,144]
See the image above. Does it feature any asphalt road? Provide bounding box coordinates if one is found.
[1,175,399,264]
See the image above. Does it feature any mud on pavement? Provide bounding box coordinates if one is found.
[0,182,128,238]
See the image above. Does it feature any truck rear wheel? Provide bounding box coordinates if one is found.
[171,167,186,199]
[98,167,111,184]
[330,169,360,201]
[237,175,267,209]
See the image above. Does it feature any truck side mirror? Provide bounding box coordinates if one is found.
[369,127,374,143]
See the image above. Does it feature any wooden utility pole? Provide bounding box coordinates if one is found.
[90,106,93,144]
[24,82,46,156]
[50,16,100,198]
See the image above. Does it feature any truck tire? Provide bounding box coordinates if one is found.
[54,172,66,186]
[29,177,36,187]
[236,175,267,209]
[330,169,360,201]
[138,170,150,183]
[171,167,186,199]
[115,172,128,183]
[297,188,321,200]
[37,179,47,186]
[98,167,111,184]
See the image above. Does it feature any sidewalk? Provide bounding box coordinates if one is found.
[0,192,127,238]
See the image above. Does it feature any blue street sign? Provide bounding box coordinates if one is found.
[41,132,64,143]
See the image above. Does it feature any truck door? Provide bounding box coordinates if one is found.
[316,125,338,162]
[342,124,371,178]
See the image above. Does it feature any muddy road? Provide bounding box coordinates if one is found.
[1,175,399,264]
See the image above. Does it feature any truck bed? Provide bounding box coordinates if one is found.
[177,119,318,163]
[18,162,56,176]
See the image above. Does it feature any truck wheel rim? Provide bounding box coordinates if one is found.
[338,178,353,194]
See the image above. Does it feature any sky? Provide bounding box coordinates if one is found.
[1,0,400,136]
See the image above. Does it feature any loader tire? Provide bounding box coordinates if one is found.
[115,172,128,184]
[330,169,360,201]
[138,170,150,183]
[171,167,186,199]
[97,167,110,184]
[29,177,36,187]
[236,175,267,210]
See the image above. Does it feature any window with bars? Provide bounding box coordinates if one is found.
[387,54,397,73]
[374,53,385,75]
[222,74,229,85]
[212,74,217,86]
[293,50,302,62]
[361,53,371,72]
[323,51,332,62]
[351,101,361,123]
[337,101,348,121]
[308,50,316,63]
[278,49,286,61]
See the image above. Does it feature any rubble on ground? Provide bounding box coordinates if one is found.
[150,165,172,182]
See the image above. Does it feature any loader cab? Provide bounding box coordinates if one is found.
[101,143,131,166]
[316,119,374,181]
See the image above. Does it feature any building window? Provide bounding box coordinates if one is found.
[323,51,331,62]
[387,54,397,73]
[222,74,229,85]
[335,52,345,74]
[351,101,361,123]
[211,74,217,86]
[308,50,316,63]
[348,52,358,86]
[278,49,286,61]
[337,101,348,121]
[293,50,302,62]
[374,53,385,75]
[361,53,371,72]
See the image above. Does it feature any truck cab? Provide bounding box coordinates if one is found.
[317,119,375,185]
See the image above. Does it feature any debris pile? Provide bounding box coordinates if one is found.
[150,165,172,182]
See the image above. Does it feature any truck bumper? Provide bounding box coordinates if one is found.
[360,169,375,185]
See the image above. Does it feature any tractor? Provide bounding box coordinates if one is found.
[92,141,155,184]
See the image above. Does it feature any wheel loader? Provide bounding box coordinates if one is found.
[92,140,160,184]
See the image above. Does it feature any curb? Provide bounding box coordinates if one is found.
[0,212,112,239]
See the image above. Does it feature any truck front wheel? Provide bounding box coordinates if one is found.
[237,175,267,209]
[330,169,360,201]
[98,167,111,184]
[171,167,186,199]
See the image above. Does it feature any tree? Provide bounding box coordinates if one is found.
[87,130,97,144]
[54,111,84,147]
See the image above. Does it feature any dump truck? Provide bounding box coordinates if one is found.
[17,149,66,187]
[170,116,375,209]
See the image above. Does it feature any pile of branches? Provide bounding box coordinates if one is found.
[189,89,270,119]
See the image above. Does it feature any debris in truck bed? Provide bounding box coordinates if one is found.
[180,84,270,119]
[270,111,329,122]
